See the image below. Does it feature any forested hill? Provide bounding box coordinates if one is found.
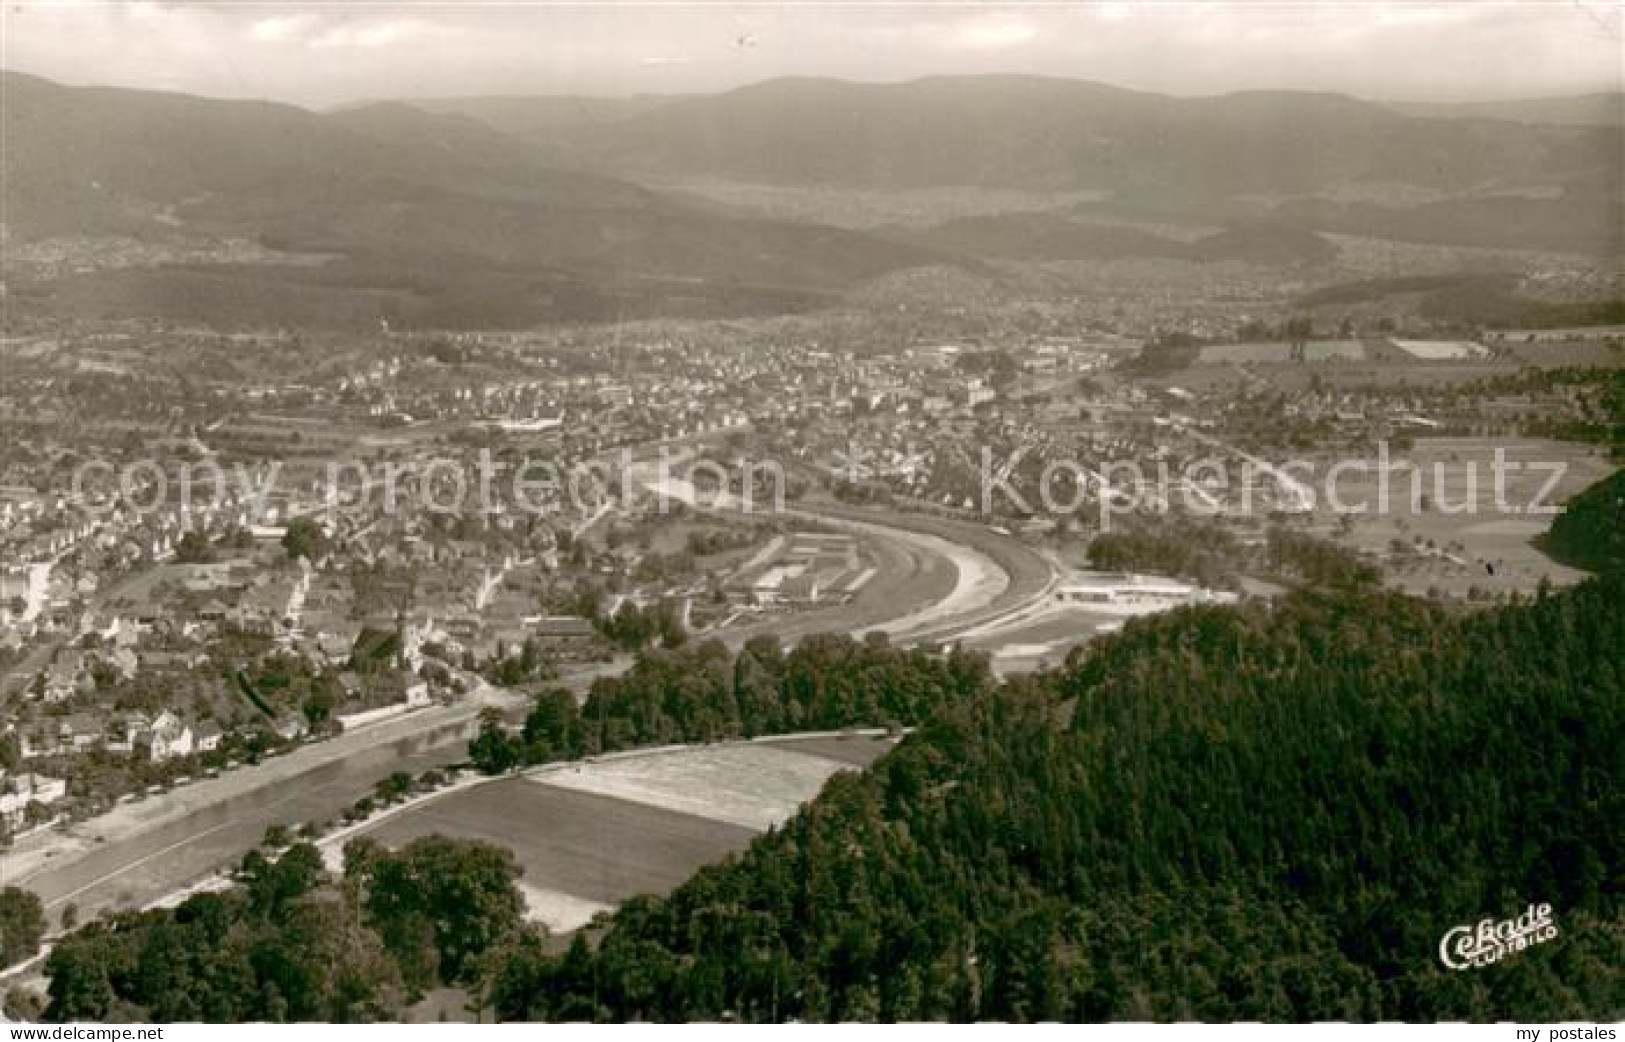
[1544,468,1625,575]
[492,574,1625,1021]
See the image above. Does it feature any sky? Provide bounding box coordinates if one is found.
[1,1,1621,108]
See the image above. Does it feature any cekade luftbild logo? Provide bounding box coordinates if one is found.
[1439,902,1558,970]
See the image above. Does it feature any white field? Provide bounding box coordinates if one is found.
[531,744,855,831]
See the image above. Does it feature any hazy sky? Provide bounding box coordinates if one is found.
[3,1,1621,107]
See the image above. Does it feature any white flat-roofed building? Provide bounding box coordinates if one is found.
[1054,572,1238,614]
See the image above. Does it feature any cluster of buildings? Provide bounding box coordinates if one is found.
[1,302,1613,830]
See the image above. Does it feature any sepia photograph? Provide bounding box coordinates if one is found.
[0,0,1621,1029]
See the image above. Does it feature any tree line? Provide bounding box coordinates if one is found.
[470,633,991,775]
[1086,521,1380,592]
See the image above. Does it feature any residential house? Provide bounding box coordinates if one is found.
[43,650,87,702]
[195,721,224,753]
[58,712,102,752]
[534,615,596,642]
[273,713,307,741]
[141,649,208,671]
[0,771,67,831]
[104,646,139,680]
[145,710,195,762]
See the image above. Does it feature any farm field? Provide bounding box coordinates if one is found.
[1151,344,1622,395]
[1502,339,1624,366]
[1150,362,1516,394]
[1197,340,1367,364]
[534,743,864,831]
[349,736,897,933]
[355,781,756,929]
[1312,437,1615,596]
[760,732,899,767]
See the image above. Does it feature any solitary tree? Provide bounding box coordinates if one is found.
[0,887,46,967]
[468,710,522,775]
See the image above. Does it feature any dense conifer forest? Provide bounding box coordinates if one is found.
[488,575,1624,1021]
[1545,469,1625,573]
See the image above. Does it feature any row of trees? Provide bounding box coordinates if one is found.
[1085,521,1247,589]
[1085,521,1380,592]
[1522,377,1625,453]
[470,633,992,775]
[1262,526,1382,589]
[593,600,688,652]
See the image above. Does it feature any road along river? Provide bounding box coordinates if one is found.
[3,709,481,919]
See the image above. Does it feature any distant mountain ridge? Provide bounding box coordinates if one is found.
[3,69,1620,332]
[405,93,684,133]
[418,75,1619,196]
[1388,92,1625,127]
[883,215,1338,267]
[0,70,947,329]
[413,75,1621,256]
